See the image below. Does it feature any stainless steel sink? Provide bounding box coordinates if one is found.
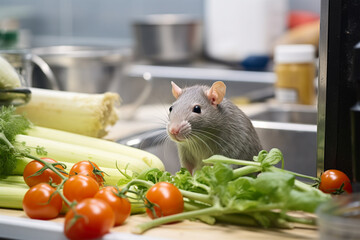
[249,104,317,125]
[249,104,317,177]
[118,103,318,177]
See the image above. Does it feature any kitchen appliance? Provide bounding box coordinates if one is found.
[317,0,360,189]
[350,42,360,185]
[132,14,202,64]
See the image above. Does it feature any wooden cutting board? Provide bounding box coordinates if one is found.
[0,208,318,240]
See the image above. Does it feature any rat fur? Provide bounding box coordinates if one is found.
[167,81,262,174]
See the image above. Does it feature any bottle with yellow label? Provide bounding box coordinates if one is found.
[274,44,316,105]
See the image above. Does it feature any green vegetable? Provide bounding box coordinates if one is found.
[0,106,164,178]
[0,106,162,214]
[123,148,330,234]
[0,106,32,177]
[0,176,29,209]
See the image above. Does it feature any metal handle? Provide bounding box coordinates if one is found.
[31,54,61,90]
[0,88,31,106]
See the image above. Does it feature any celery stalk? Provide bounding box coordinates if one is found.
[0,181,27,209]
[15,134,151,174]
[26,126,165,171]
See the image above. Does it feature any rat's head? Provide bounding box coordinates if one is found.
[167,81,226,143]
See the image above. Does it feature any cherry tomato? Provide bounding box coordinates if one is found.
[63,175,99,203]
[319,169,353,194]
[69,160,104,186]
[23,157,67,187]
[94,186,131,226]
[22,183,63,220]
[145,182,184,219]
[64,198,115,240]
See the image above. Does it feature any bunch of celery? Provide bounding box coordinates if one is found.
[121,149,331,234]
[0,106,164,211]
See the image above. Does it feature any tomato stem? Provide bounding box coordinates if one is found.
[24,154,68,181]
[23,153,77,208]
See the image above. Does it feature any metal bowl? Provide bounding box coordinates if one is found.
[31,45,131,93]
[132,14,203,64]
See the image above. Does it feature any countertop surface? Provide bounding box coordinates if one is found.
[0,208,318,240]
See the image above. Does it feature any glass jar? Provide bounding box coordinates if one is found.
[274,44,316,105]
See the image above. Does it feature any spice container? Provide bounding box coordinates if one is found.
[274,44,316,105]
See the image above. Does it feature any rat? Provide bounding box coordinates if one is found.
[167,81,262,174]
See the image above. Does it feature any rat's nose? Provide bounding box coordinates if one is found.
[169,126,180,135]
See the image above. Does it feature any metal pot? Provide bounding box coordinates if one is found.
[132,14,202,64]
[31,45,131,93]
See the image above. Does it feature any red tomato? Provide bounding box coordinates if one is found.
[145,182,184,219]
[319,169,353,194]
[23,157,67,187]
[69,160,104,186]
[22,183,63,220]
[64,198,115,240]
[94,186,131,226]
[63,175,99,203]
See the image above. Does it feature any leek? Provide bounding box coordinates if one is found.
[15,88,120,138]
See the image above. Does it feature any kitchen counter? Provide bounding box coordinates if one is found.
[0,208,318,240]
[0,103,320,239]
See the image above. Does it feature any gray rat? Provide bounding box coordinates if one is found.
[167,81,262,174]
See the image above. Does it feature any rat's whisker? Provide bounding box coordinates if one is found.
[192,129,227,149]
[190,133,214,155]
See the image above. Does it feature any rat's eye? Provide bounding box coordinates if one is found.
[193,105,201,114]
[169,106,173,113]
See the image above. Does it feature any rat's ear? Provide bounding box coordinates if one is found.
[171,81,182,99]
[207,81,226,105]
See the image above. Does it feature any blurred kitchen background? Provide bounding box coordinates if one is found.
[0,0,321,104]
[0,0,319,48]
[0,0,325,177]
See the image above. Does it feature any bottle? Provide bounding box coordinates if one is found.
[274,44,316,105]
[350,41,360,190]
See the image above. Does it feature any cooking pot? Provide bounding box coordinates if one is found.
[31,45,131,93]
[0,49,59,90]
[132,14,203,64]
